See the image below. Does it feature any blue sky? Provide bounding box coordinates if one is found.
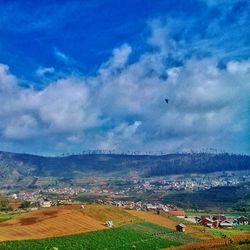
[0,0,249,155]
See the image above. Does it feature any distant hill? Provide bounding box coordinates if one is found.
[0,151,250,182]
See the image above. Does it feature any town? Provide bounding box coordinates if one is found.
[3,170,249,198]
[5,192,250,231]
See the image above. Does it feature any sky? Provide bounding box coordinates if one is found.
[0,0,249,155]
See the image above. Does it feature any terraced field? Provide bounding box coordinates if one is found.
[0,205,106,241]
[0,222,197,250]
[0,204,142,242]
[173,232,250,250]
[127,209,177,229]
[83,204,140,226]
[0,205,249,249]
[127,210,214,240]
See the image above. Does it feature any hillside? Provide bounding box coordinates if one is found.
[0,205,139,241]
[0,151,250,182]
[0,205,249,250]
[0,152,250,180]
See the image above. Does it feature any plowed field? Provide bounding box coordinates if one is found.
[0,205,105,241]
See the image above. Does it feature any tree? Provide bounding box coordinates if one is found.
[0,193,8,211]
[20,200,31,209]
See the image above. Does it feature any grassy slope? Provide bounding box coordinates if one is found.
[0,206,248,249]
[0,204,142,242]
[0,222,198,250]
[0,212,21,222]
[82,204,140,226]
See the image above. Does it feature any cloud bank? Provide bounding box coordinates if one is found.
[0,2,249,155]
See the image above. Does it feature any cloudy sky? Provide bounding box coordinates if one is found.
[0,0,249,155]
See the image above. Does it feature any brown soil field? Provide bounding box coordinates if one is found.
[0,205,106,241]
[172,232,250,250]
[1,205,248,250]
[184,225,215,240]
[0,204,140,242]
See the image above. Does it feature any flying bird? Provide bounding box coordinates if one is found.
[165,99,169,103]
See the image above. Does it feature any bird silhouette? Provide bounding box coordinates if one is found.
[165,99,169,103]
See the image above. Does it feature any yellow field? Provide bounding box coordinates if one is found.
[127,209,177,229]
[0,204,140,242]
[82,204,140,226]
[0,205,106,241]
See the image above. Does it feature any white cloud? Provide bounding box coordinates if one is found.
[0,22,249,154]
[0,64,17,92]
[54,48,70,62]
[36,67,55,77]
[3,114,38,139]
[227,60,250,74]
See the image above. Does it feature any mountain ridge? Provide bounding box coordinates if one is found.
[1,151,250,181]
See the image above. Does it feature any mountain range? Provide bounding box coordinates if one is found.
[1,151,250,182]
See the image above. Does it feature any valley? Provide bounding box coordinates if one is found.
[0,204,249,249]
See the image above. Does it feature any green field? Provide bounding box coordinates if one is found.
[0,222,197,250]
[0,212,21,222]
[235,224,250,231]
[207,228,245,237]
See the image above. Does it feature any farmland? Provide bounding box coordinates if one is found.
[0,204,249,249]
[0,204,141,242]
[127,209,178,229]
[174,232,250,250]
[0,205,106,241]
[0,212,20,223]
[82,204,140,226]
[0,222,195,250]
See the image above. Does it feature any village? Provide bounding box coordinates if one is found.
[5,190,250,233]
[4,170,249,198]
[99,200,249,229]
[127,171,250,193]
[3,170,249,236]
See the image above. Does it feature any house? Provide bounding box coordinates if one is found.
[201,215,211,219]
[237,216,249,225]
[176,223,186,232]
[219,220,233,228]
[218,215,227,221]
[105,220,113,228]
[168,209,185,217]
[200,217,216,228]
[212,215,227,221]
[146,204,157,210]
[40,201,51,208]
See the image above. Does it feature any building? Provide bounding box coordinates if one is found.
[40,201,51,208]
[219,220,233,228]
[105,221,113,228]
[168,209,185,217]
[200,217,219,227]
[237,216,249,225]
[176,223,186,232]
